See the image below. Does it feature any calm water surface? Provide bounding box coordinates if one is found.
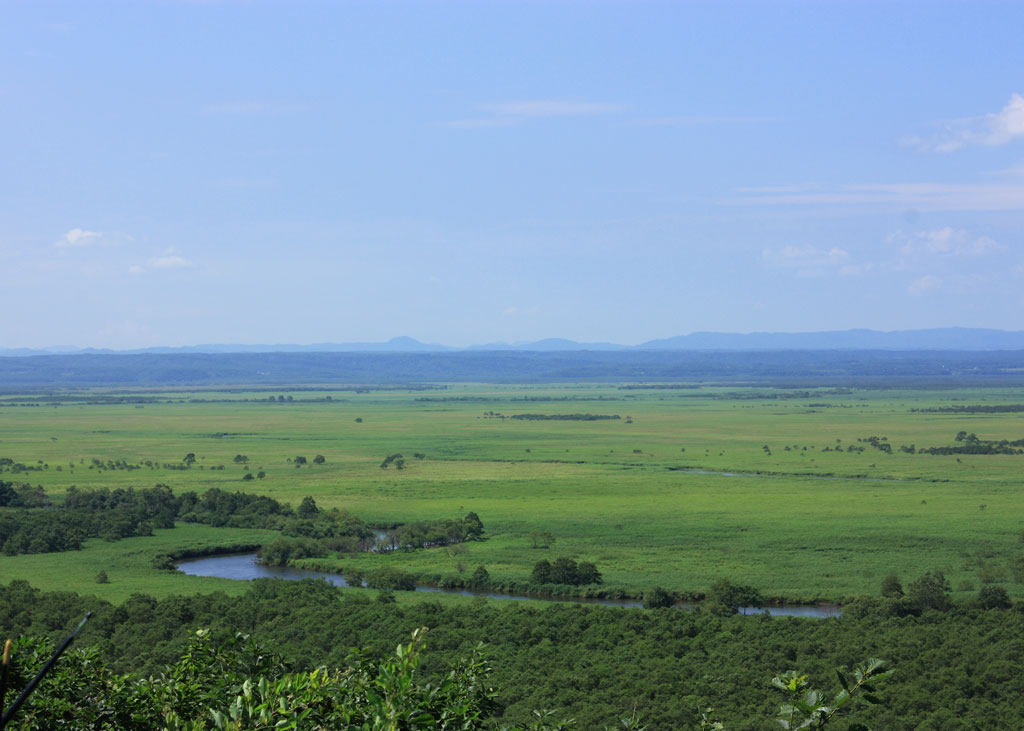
[177,553,841,618]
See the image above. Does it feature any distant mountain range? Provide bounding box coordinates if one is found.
[4,328,1024,356]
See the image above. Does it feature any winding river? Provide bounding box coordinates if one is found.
[176,553,841,618]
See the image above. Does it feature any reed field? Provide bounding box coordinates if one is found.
[2,383,1024,603]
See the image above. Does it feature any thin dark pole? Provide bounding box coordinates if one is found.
[0,639,11,720]
[0,612,91,730]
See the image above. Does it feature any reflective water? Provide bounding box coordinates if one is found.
[176,553,841,617]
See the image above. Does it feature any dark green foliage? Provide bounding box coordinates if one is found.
[880,574,903,598]
[313,454,325,464]
[8,580,1024,729]
[470,565,490,588]
[771,658,892,730]
[508,413,621,421]
[151,554,177,571]
[917,432,1024,456]
[0,482,49,508]
[642,586,675,609]
[531,559,552,583]
[377,514,485,552]
[9,349,1024,389]
[0,478,16,506]
[95,570,109,584]
[906,570,951,612]
[0,627,499,730]
[0,511,83,555]
[707,579,764,614]
[463,512,484,539]
[258,537,323,565]
[0,484,383,558]
[913,404,1024,413]
[1,483,183,555]
[297,496,319,518]
[364,567,417,591]
[530,558,602,586]
[975,585,1012,610]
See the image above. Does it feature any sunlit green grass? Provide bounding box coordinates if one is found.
[2,384,1024,603]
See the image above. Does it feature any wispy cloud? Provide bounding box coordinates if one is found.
[894,227,1005,259]
[908,275,942,296]
[983,160,1024,177]
[214,176,277,188]
[727,182,1024,212]
[762,226,1005,288]
[627,114,786,127]
[483,100,627,117]
[907,273,985,296]
[129,248,194,274]
[502,305,540,316]
[441,117,520,130]
[442,98,626,128]
[904,93,1024,153]
[204,100,305,114]
[54,228,102,248]
[761,245,851,276]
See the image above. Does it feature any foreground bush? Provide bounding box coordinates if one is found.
[1,626,889,730]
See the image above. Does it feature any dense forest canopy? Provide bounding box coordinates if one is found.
[4,349,1024,388]
[2,580,1020,729]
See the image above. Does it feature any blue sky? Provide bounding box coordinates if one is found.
[2,1,1023,348]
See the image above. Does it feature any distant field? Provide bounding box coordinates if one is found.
[2,383,1024,603]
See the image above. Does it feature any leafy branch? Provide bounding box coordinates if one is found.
[772,658,892,730]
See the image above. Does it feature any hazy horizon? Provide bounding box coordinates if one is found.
[3,2,1023,349]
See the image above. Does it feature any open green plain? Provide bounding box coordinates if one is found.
[2,383,1024,603]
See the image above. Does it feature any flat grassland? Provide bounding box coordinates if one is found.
[2,384,1023,603]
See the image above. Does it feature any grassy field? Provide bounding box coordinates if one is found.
[2,383,1024,603]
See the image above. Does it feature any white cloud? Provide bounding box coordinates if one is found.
[440,117,520,129]
[129,248,194,274]
[904,93,1024,153]
[204,100,305,114]
[502,305,539,316]
[761,245,850,275]
[894,227,1005,259]
[55,228,102,248]
[907,273,985,296]
[982,160,1024,177]
[908,275,942,295]
[727,182,1024,212]
[443,99,626,128]
[483,100,627,117]
[215,177,276,188]
[839,263,872,277]
[627,114,786,127]
[150,255,192,269]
